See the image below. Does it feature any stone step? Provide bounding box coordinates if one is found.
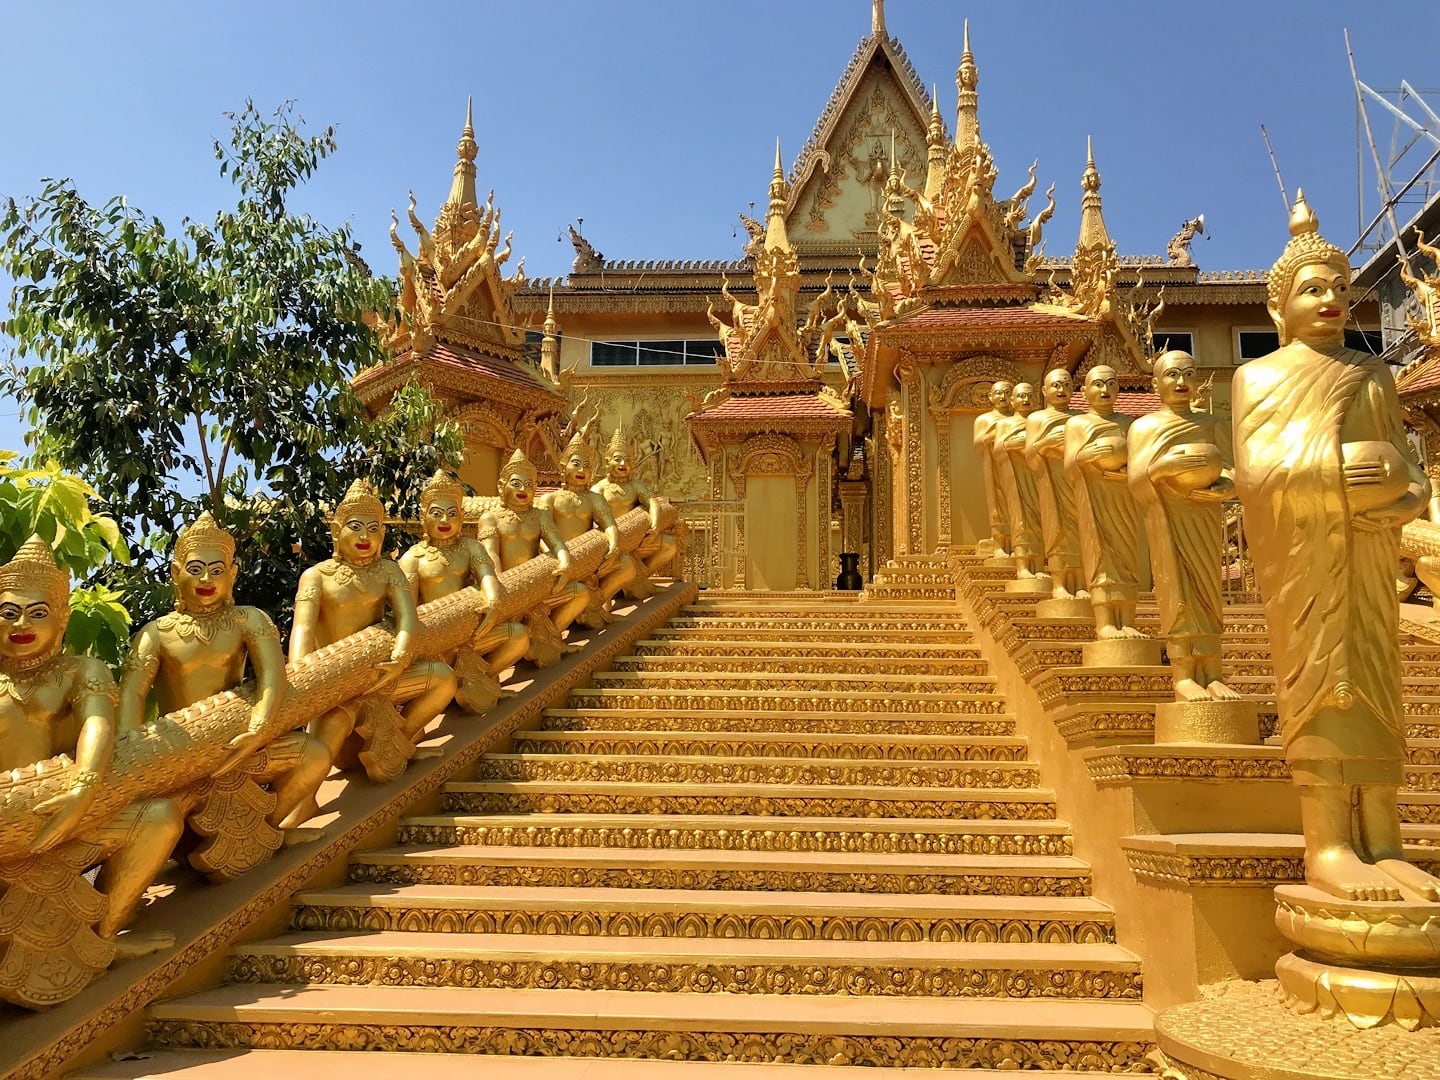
[291,884,1113,942]
[395,811,1073,856]
[223,930,1142,1000]
[514,729,1029,761]
[540,709,1017,736]
[347,846,1091,896]
[564,687,1009,716]
[617,652,991,676]
[1402,791,1440,825]
[439,780,1056,820]
[70,1048,1141,1078]
[633,638,985,660]
[588,670,997,694]
[142,985,1156,1070]
[666,616,972,633]
[467,754,1040,790]
[650,626,973,643]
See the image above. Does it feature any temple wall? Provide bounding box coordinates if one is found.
[745,475,798,590]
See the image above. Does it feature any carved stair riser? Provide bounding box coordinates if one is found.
[539,712,1018,736]
[440,790,1059,820]
[467,757,1040,789]
[513,734,1028,760]
[564,691,1009,715]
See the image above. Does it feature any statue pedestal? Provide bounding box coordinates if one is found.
[1034,597,1093,620]
[983,555,1015,568]
[1154,699,1260,745]
[1273,884,1440,1030]
[1004,575,1052,596]
[1082,637,1164,667]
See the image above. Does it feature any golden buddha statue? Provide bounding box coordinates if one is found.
[973,380,1014,559]
[993,382,1046,579]
[399,470,529,713]
[592,426,676,587]
[0,536,183,962]
[1128,351,1240,702]
[1233,192,1438,903]
[1063,365,1145,639]
[1025,368,1087,599]
[290,480,457,782]
[119,512,330,848]
[539,428,637,623]
[479,449,590,665]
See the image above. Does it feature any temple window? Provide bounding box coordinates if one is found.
[589,339,722,367]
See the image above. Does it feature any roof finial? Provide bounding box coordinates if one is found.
[872,0,886,37]
[956,21,979,148]
[447,95,479,210]
[540,284,561,379]
[765,139,792,252]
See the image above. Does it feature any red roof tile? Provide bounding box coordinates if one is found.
[896,306,1086,331]
[1398,356,1440,398]
[1066,390,1161,417]
[693,392,851,423]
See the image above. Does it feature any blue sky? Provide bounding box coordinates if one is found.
[1,0,1437,441]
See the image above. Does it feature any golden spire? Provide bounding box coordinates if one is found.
[955,20,978,150]
[764,139,792,253]
[925,85,947,201]
[1076,137,1113,253]
[540,285,561,379]
[872,0,886,37]
[448,96,479,211]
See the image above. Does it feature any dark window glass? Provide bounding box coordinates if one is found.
[591,341,637,366]
[1345,329,1384,354]
[638,341,685,366]
[1152,331,1194,355]
[685,340,723,365]
[1238,331,1280,360]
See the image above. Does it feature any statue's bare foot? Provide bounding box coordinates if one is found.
[1374,858,1440,902]
[112,929,175,960]
[1076,589,1091,600]
[411,746,446,761]
[1052,586,1074,600]
[1017,567,1036,579]
[1308,847,1403,902]
[281,826,327,847]
[1207,680,1242,701]
[1096,625,1123,640]
[275,798,321,831]
[1119,626,1147,639]
[1175,679,1211,702]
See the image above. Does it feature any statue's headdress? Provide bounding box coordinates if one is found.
[419,469,465,512]
[0,535,71,624]
[606,424,634,459]
[173,511,236,566]
[1266,189,1350,314]
[332,479,386,528]
[561,428,598,472]
[499,448,537,487]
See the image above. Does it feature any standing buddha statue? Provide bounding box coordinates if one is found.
[290,480,458,783]
[399,470,529,714]
[1128,350,1241,703]
[1233,192,1439,904]
[0,536,183,1003]
[540,428,637,624]
[479,449,591,666]
[119,512,330,876]
[1063,366,1146,641]
[973,380,1015,559]
[994,382,1046,581]
[592,425,676,594]
[1025,368,1086,600]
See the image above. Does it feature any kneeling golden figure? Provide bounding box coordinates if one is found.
[0,537,183,1007]
[592,426,676,594]
[291,480,457,783]
[540,428,637,625]
[400,470,529,712]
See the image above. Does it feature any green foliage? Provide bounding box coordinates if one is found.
[1,102,461,631]
[0,452,133,667]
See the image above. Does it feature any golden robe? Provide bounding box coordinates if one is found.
[992,413,1041,559]
[1027,407,1081,574]
[1063,412,1141,603]
[973,409,1012,550]
[1127,408,1226,646]
[1232,344,1415,784]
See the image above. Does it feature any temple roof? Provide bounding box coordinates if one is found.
[354,338,562,415]
[691,392,852,424]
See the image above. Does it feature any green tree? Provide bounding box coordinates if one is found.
[0,453,133,668]
[2,102,460,629]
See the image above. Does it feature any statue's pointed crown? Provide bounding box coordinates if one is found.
[334,479,386,524]
[607,424,634,459]
[499,447,537,486]
[174,510,236,564]
[0,534,70,612]
[1267,188,1349,310]
[419,469,465,510]
[562,427,598,470]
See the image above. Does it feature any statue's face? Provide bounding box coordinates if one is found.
[607,450,632,482]
[988,382,1013,410]
[1011,383,1036,415]
[563,452,592,489]
[1043,370,1073,408]
[422,496,461,544]
[1084,367,1119,413]
[0,586,63,666]
[172,544,237,614]
[1152,353,1197,408]
[1275,262,1350,346]
[501,472,535,512]
[335,513,383,564]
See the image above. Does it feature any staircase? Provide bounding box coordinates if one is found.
[79,595,1153,1077]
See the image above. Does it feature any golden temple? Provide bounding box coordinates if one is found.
[6,3,1440,1079]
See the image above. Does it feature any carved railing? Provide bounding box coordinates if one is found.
[0,504,675,1007]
